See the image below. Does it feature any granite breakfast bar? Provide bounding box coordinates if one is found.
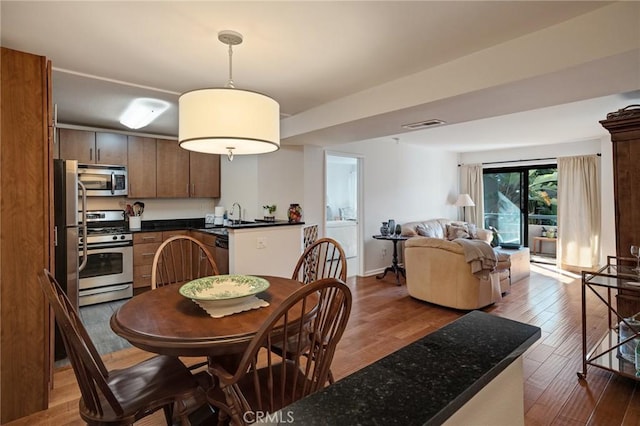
[274,310,541,425]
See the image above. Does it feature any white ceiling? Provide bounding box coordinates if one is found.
[2,1,639,152]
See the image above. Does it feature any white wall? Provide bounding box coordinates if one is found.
[237,140,457,276]
[86,196,216,220]
[256,145,305,221]
[321,140,459,275]
[459,137,615,265]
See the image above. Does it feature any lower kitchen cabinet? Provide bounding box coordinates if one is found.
[191,231,228,275]
[133,232,162,289]
[133,230,190,290]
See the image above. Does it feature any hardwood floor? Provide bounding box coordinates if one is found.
[7,263,640,425]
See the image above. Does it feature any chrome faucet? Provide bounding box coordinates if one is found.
[231,202,242,224]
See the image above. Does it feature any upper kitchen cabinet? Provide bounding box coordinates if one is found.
[58,128,127,165]
[190,151,221,198]
[156,138,189,197]
[127,136,157,198]
[155,139,221,198]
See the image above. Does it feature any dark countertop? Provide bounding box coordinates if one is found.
[128,218,304,234]
[274,310,540,425]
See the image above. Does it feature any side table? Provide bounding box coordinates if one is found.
[532,237,556,255]
[373,234,408,285]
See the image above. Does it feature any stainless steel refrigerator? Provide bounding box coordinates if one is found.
[53,159,86,358]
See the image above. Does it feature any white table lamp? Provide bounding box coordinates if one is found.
[455,194,475,222]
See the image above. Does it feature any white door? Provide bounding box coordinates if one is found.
[325,153,363,277]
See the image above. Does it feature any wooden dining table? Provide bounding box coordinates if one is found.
[110,275,310,365]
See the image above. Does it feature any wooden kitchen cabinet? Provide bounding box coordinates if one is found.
[58,128,127,165]
[190,151,221,198]
[1,47,51,422]
[191,230,228,274]
[96,132,128,165]
[58,128,93,162]
[192,230,216,257]
[133,232,163,289]
[127,136,157,198]
[156,139,221,198]
[156,139,189,198]
[133,230,189,289]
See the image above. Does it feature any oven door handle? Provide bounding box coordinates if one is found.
[81,242,133,253]
[78,181,88,272]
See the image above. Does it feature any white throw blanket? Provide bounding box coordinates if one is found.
[453,238,497,278]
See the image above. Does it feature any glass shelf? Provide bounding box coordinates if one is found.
[578,256,640,381]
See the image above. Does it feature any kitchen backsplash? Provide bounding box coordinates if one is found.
[86,197,217,220]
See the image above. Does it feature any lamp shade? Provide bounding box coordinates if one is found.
[455,194,475,207]
[178,88,280,155]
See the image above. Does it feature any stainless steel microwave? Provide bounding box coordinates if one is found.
[77,164,128,196]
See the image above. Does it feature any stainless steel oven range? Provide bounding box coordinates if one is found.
[79,210,133,306]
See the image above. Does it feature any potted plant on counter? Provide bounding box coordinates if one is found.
[263,204,276,222]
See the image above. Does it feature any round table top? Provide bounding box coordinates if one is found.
[110,275,308,358]
[372,234,409,241]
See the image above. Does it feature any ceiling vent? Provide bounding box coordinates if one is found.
[401,119,446,130]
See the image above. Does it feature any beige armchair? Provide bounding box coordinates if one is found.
[401,218,510,310]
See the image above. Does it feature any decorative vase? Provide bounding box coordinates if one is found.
[388,219,396,233]
[395,224,402,236]
[380,222,390,236]
[287,204,302,223]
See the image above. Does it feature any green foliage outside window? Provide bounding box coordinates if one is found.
[527,168,557,225]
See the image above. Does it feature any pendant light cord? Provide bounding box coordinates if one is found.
[226,43,235,89]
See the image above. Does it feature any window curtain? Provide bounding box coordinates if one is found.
[557,155,600,269]
[460,164,484,226]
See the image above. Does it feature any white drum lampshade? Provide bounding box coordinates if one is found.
[178,88,280,156]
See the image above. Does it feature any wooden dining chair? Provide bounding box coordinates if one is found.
[38,269,207,425]
[151,235,220,372]
[152,235,220,289]
[292,237,347,284]
[207,278,352,425]
[277,237,347,384]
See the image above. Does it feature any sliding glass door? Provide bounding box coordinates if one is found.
[483,171,524,246]
[483,166,557,248]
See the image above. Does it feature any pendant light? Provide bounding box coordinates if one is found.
[179,30,280,161]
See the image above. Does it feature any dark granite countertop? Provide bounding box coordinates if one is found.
[129,218,304,234]
[274,310,540,425]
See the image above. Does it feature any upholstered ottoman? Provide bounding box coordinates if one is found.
[494,251,511,293]
[494,247,531,285]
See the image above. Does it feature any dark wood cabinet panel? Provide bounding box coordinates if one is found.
[189,152,221,198]
[156,139,189,198]
[58,129,127,165]
[1,47,51,422]
[127,136,157,198]
[95,132,127,165]
[191,231,228,274]
[600,108,640,260]
[58,128,94,163]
